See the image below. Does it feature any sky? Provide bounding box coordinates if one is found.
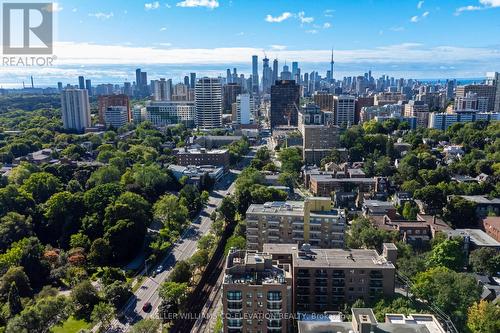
[1,0,500,87]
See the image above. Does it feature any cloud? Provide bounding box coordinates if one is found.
[270,45,287,51]
[455,0,500,15]
[410,11,429,22]
[323,22,332,29]
[145,2,160,10]
[417,1,424,9]
[235,32,245,36]
[297,11,314,24]
[265,12,293,23]
[160,27,167,31]
[89,12,114,20]
[156,42,172,47]
[324,9,334,17]
[305,29,318,34]
[390,26,405,32]
[72,8,78,13]
[45,42,500,67]
[176,0,219,9]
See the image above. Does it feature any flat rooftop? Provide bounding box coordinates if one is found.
[446,228,500,247]
[459,195,500,205]
[247,200,342,217]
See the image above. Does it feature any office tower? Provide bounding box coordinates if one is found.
[222,249,293,333]
[78,76,85,89]
[226,68,231,84]
[280,64,292,81]
[252,55,259,94]
[272,58,279,84]
[333,95,356,127]
[104,106,128,128]
[246,198,345,251]
[140,72,148,95]
[57,82,63,92]
[304,73,309,94]
[98,94,131,124]
[223,83,242,112]
[456,84,496,111]
[184,75,190,86]
[195,77,223,129]
[270,80,300,128]
[190,72,196,89]
[85,79,92,96]
[123,82,132,96]
[262,56,272,93]
[146,101,196,128]
[446,79,456,100]
[404,100,430,127]
[235,93,254,125]
[135,68,142,87]
[61,89,91,132]
[292,61,299,78]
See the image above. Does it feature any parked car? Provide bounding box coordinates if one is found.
[142,302,152,312]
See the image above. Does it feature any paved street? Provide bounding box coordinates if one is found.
[105,146,259,332]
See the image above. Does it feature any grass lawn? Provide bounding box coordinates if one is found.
[51,316,90,333]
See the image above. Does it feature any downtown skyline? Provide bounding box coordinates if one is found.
[1,0,500,86]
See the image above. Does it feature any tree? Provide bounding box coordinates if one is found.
[0,213,33,252]
[469,247,500,276]
[86,165,121,188]
[442,196,477,228]
[121,163,178,201]
[427,237,465,271]
[0,266,32,300]
[0,185,35,217]
[467,300,500,333]
[103,281,132,308]
[346,218,398,251]
[278,172,295,189]
[91,302,115,333]
[71,280,100,319]
[83,183,123,217]
[224,235,246,254]
[20,172,62,203]
[168,260,192,283]
[218,196,236,223]
[7,282,22,316]
[5,295,70,333]
[401,202,418,220]
[179,185,202,218]
[69,233,91,250]
[88,238,112,267]
[278,147,302,174]
[130,319,161,333]
[413,185,446,213]
[411,267,481,326]
[153,194,189,231]
[42,191,85,247]
[159,281,189,309]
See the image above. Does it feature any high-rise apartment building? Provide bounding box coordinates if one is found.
[223,83,242,112]
[272,58,279,84]
[152,78,172,101]
[85,79,92,96]
[270,80,300,128]
[404,100,430,127]
[104,106,128,128]
[234,93,254,125]
[456,84,496,111]
[246,198,345,251]
[190,72,196,89]
[78,76,85,89]
[195,78,223,129]
[299,105,340,165]
[313,92,334,112]
[333,95,356,127]
[487,72,500,112]
[146,101,196,128]
[252,55,259,95]
[222,249,293,333]
[455,92,488,112]
[98,94,130,124]
[61,89,91,132]
[262,57,272,93]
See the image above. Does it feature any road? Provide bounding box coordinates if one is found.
[105,146,259,332]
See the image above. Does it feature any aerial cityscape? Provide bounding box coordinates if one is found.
[0,1,500,333]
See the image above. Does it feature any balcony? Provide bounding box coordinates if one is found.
[315,279,327,286]
[297,270,310,277]
[267,302,282,311]
[227,320,243,329]
[267,220,280,225]
[370,271,383,279]
[227,303,243,312]
[297,278,310,287]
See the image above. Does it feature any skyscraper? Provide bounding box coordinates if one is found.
[184,75,190,86]
[487,72,500,112]
[135,68,142,87]
[270,80,300,128]
[61,89,91,132]
[98,94,131,124]
[152,78,172,101]
[195,78,223,129]
[235,93,254,125]
[334,95,356,127]
[85,79,92,96]
[262,56,272,93]
[190,72,196,89]
[251,55,259,94]
[223,83,242,112]
[280,64,292,80]
[272,58,279,84]
[329,49,335,82]
[226,68,232,84]
[292,61,299,78]
[78,76,85,89]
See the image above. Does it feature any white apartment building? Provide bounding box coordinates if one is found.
[195,77,223,129]
[104,106,128,128]
[145,101,196,127]
[61,89,91,132]
[333,95,355,127]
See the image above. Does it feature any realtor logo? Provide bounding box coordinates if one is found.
[2,2,53,54]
